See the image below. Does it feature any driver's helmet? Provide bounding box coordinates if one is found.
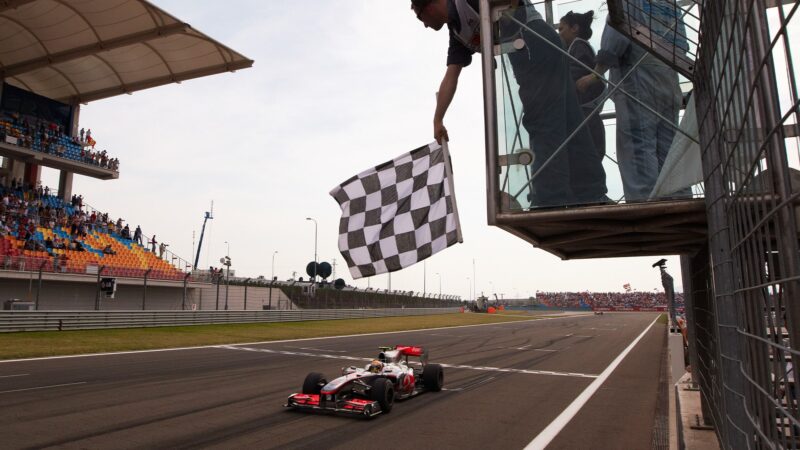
[368,359,384,373]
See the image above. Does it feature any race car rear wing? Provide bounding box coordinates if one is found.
[395,346,429,365]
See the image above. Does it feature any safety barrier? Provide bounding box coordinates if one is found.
[0,308,461,333]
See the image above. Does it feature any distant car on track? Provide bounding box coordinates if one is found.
[285,345,444,418]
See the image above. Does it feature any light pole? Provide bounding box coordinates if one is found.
[305,217,318,282]
[220,251,231,311]
[436,272,442,297]
[423,261,427,297]
[472,258,476,303]
[271,250,278,281]
[223,240,230,292]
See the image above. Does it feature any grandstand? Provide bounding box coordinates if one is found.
[0,0,252,309]
[1,183,186,279]
[534,291,684,311]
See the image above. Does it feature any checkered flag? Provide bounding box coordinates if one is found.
[330,141,463,279]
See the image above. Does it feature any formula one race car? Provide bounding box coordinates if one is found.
[285,345,444,418]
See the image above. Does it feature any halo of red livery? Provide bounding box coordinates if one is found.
[285,345,444,418]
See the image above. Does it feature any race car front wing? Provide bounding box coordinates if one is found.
[285,393,383,418]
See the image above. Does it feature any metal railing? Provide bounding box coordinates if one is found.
[0,308,462,333]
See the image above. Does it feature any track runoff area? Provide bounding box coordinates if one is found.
[0,313,666,449]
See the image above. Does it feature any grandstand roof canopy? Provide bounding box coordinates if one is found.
[0,0,253,104]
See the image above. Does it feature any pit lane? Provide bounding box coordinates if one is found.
[0,313,666,449]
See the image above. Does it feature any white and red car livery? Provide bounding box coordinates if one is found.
[285,345,444,418]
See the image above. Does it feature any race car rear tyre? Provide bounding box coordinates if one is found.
[302,372,327,395]
[370,377,395,413]
[422,363,444,392]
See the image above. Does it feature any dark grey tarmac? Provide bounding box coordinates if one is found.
[0,313,666,449]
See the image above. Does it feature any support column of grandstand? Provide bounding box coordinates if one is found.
[0,182,188,281]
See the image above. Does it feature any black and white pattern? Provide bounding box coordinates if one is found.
[330,142,463,279]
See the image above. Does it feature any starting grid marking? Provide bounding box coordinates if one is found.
[214,345,598,379]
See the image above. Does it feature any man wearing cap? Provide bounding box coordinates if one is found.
[411,0,607,207]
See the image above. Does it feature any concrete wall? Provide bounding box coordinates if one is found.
[0,275,294,311]
[1,277,188,310]
[194,284,292,311]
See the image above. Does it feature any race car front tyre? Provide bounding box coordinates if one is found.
[302,372,327,395]
[370,377,395,413]
[422,363,444,392]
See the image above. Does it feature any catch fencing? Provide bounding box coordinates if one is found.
[0,308,461,333]
[676,0,800,448]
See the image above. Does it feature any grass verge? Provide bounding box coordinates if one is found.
[0,313,537,360]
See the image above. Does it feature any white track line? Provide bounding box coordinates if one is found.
[0,314,592,364]
[525,316,660,449]
[295,347,347,353]
[0,373,29,378]
[0,381,86,395]
[216,345,598,379]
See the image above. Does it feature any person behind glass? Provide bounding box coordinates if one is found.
[558,11,605,163]
[576,16,686,202]
[411,0,607,207]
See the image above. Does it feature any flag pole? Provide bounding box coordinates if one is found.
[441,138,463,243]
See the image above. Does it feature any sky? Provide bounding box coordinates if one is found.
[38,0,685,299]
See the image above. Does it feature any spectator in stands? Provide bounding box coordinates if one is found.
[133,225,142,245]
[102,244,116,255]
[0,183,187,280]
[535,290,684,309]
[159,242,168,259]
[150,235,157,253]
[1,113,120,169]
[121,224,131,240]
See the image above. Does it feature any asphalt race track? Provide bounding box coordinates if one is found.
[0,313,667,449]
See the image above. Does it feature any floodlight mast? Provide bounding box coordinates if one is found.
[193,201,214,270]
